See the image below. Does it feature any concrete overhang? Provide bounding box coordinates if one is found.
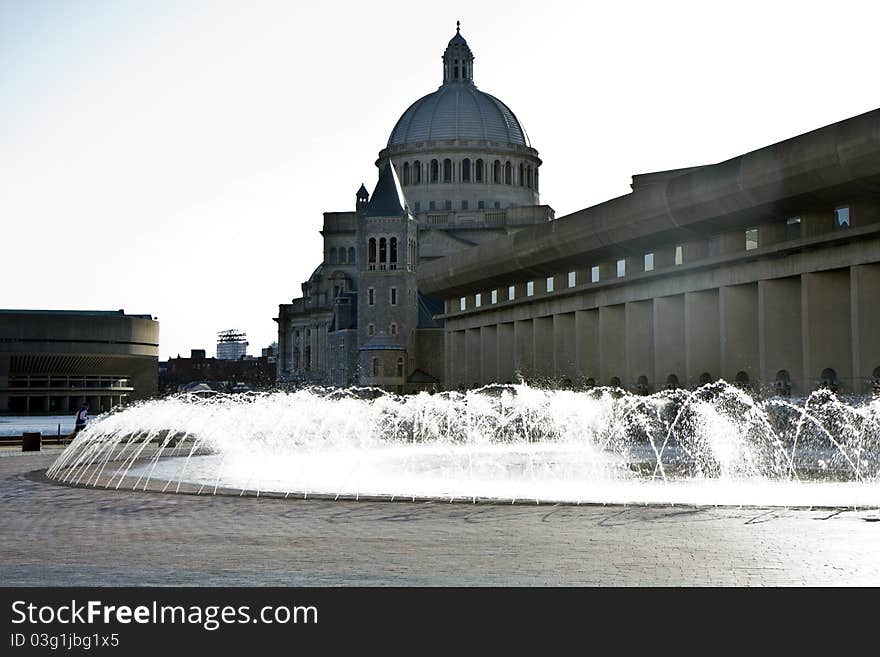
[417,108,880,298]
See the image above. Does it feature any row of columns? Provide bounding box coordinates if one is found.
[446,265,880,395]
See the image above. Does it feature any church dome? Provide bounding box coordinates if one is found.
[387,85,530,147]
[386,23,530,148]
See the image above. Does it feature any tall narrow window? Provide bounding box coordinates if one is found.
[368,238,376,269]
[462,158,471,181]
[568,271,576,288]
[430,160,439,183]
[745,228,758,250]
[390,237,397,267]
[708,235,720,257]
[368,324,375,337]
[493,160,501,183]
[372,357,379,377]
[786,216,801,241]
[834,205,851,229]
[508,285,515,300]
[348,246,356,264]
[402,162,410,186]
[413,161,421,184]
[338,248,347,264]
[461,200,468,210]
[379,238,387,269]
[329,248,338,264]
[460,297,466,311]
[674,245,684,265]
[644,253,654,271]
[390,323,398,336]
[368,288,375,305]
[591,266,600,283]
[518,163,524,186]
[475,159,484,182]
[617,259,626,278]
[546,277,554,293]
[505,161,512,185]
[390,287,397,305]
[443,158,452,183]
[397,357,404,378]
[526,281,534,296]
[527,166,533,188]
[491,289,498,304]
[475,293,482,308]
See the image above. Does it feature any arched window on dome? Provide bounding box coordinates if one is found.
[368,238,376,270]
[430,160,439,183]
[505,161,512,185]
[454,59,459,79]
[348,247,356,264]
[493,160,501,184]
[462,158,471,182]
[402,162,410,186]
[475,159,484,182]
[413,161,421,185]
[519,163,525,187]
[443,159,452,183]
[527,166,533,189]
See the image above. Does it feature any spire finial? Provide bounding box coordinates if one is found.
[456,20,460,33]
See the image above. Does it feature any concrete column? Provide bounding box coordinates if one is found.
[450,330,466,389]
[481,325,499,384]
[654,295,685,388]
[599,305,626,385]
[466,328,481,387]
[575,310,599,384]
[553,313,576,383]
[625,300,653,391]
[851,264,880,394]
[533,317,553,381]
[719,284,759,385]
[802,270,852,392]
[514,319,534,381]
[684,289,720,386]
[759,277,803,395]
[498,322,516,383]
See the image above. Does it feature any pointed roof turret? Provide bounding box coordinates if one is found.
[365,160,409,218]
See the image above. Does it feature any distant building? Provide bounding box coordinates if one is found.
[216,329,248,360]
[0,309,159,414]
[159,349,275,395]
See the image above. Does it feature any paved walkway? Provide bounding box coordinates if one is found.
[1,450,878,585]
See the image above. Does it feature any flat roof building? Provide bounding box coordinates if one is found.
[0,309,159,414]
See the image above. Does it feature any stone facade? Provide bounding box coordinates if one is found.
[276,26,552,391]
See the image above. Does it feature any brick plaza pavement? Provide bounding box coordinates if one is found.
[1,450,878,586]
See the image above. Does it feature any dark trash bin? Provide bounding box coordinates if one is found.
[22,432,41,452]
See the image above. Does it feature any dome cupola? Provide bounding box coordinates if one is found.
[443,21,474,84]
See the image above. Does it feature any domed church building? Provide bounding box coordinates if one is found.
[275,24,554,392]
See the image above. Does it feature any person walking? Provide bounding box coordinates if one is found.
[66,403,89,444]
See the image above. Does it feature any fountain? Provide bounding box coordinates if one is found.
[46,382,880,508]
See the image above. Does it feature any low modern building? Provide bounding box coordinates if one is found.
[418,108,880,396]
[0,309,159,414]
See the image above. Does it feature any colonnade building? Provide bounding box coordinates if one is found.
[418,108,880,396]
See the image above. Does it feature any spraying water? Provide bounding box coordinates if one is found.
[46,382,880,507]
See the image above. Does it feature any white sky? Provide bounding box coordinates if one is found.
[2,0,879,360]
